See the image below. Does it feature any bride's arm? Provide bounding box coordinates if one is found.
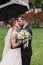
[11,34,21,48]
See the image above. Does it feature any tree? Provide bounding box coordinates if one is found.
[35,0,41,8]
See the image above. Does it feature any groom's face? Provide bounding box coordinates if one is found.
[18,17,23,27]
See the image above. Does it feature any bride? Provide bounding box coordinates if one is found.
[0,18,22,65]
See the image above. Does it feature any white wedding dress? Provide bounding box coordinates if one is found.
[0,28,22,65]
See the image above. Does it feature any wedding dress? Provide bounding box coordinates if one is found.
[0,28,22,65]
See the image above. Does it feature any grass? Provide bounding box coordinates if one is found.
[31,28,43,65]
[0,28,8,60]
[0,28,43,65]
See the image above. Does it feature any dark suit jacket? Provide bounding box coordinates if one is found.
[21,25,32,59]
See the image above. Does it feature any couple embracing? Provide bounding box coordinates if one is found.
[0,15,32,65]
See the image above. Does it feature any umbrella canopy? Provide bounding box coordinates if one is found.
[0,1,29,21]
[0,0,10,5]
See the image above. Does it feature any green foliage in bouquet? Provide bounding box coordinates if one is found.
[17,27,22,32]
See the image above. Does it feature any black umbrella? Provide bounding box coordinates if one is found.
[0,0,10,5]
[0,1,29,21]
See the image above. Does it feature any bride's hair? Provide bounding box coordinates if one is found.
[8,18,16,27]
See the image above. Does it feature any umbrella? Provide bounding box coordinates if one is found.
[0,0,10,5]
[0,1,29,21]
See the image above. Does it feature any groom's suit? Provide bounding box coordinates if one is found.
[21,24,32,65]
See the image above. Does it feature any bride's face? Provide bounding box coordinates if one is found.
[15,21,19,29]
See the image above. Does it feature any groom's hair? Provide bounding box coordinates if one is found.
[8,18,16,27]
[18,14,28,22]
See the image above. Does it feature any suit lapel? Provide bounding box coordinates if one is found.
[23,24,29,30]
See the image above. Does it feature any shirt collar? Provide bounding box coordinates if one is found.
[23,24,28,29]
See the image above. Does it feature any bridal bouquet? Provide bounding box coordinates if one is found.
[16,29,32,44]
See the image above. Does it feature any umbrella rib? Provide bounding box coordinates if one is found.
[0,1,29,10]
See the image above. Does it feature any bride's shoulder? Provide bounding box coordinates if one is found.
[7,28,12,33]
[8,28,12,31]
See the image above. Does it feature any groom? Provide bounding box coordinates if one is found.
[18,14,32,65]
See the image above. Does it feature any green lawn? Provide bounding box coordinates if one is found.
[0,28,43,65]
[0,28,8,60]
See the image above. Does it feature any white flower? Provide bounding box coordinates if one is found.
[17,30,32,49]
[23,30,31,38]
[17,30,31,39]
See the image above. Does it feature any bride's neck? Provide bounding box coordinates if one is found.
[12,26,17,31]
